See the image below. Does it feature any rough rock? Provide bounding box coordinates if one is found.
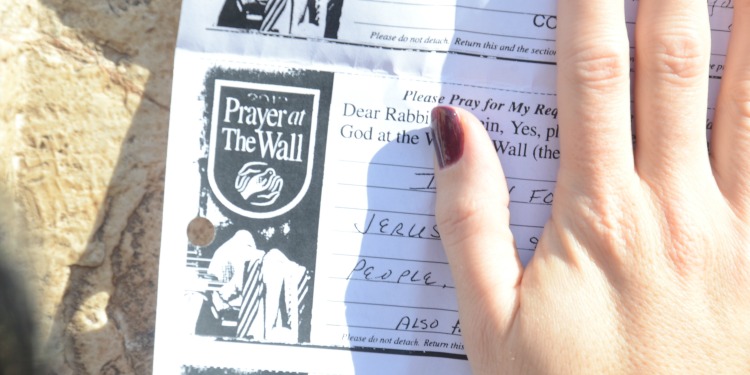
[0,0,179,373]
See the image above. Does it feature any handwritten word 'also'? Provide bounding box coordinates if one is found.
[395,316,439,331]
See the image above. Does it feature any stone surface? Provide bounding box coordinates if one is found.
[1,0,180,373]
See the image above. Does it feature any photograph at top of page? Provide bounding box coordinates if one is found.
[217,0,345,39]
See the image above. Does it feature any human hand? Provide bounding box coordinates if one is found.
[431,1,750,373]
[235,162,283,205]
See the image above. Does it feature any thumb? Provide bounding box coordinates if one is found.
[431,106,522,333]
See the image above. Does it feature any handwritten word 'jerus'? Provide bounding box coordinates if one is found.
[355,213,440,239]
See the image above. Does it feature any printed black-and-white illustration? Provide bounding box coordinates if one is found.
[217,0,345,39]
[207,80,321,220]
[196,229,311,343]
[186,67,333,345]
[235,162,284,205]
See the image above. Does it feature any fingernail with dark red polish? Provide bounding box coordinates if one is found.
[431,106,464,169]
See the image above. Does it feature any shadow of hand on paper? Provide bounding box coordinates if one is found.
[342,127,465,374]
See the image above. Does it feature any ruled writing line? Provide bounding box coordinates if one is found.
[339,159,559,183]
[333,253,450,266]
[355,21,556,43]
[332,276,456,289]
[335,206,545,229]
[330,299,459,313]
[327,323,461,337]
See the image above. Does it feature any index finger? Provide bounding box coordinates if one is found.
[556,0,635,193]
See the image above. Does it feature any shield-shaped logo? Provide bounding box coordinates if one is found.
[207,80,320,219]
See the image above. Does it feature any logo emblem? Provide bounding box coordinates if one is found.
[208,80,320,218]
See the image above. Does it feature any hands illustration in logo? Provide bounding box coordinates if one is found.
[235,162,284,206]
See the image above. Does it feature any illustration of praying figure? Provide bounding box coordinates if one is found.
[206,229,310,343]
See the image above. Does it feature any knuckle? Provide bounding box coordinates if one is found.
[645,31,708,82]
[663,221,707,276]
[583,197,637,251]
[556,189,637,258]
[564,42,630,91]
[646,187,712,276]
[665,249,705,278]
[555,181,649,263]
[436,197,492,249]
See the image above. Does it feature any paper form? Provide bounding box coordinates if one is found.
[154,1,734,374]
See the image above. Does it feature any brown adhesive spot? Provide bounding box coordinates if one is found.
[186,217,215,247]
